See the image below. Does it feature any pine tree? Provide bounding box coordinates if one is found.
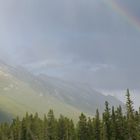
[46,110,57,140]
[43,114,48,140]
[58,117,76,140]
[87,117,94,140]
[77,113,88,140]
[126,89,137,140]
[110,106,117,140]
[21,113,32,140]
[115,106,126,140]
[67,119,76,140]
[94,109,101,140]
[30,113,43,140]
[126,89,134,119]
[11,117,21,140]
[134,111,140,139]
[0,91,140,140]
[0,123,11,140]
[103,101,111,140]
[57,115,68,140]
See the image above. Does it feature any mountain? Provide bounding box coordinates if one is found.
[38,74,124,114]
[0,61,124,121]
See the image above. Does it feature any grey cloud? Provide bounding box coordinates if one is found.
[0,0,139,90]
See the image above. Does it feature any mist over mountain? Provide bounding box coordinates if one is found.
[0,0,140,92]
[0,0,139,122]
[0,61,123,121]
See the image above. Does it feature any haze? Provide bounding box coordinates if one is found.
[0,0,140,107]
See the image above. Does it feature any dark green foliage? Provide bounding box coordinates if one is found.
[0,90,140,140]
[103,101,111,140]
[86,118,94,140]
[94,109,101,140]
[110,106,117,140]
[57,115,75,140]
[126,89,137,140]
[10,117,21,140]
[57,115,68,140]
[77,113,88,140]
[46,110,57,140]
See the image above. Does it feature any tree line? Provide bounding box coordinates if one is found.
[0,89,140,140]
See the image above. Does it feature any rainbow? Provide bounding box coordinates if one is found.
[105,0,140,31]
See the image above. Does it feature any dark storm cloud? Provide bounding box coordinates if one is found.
[0,0,140,89]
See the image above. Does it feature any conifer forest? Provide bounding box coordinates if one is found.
[0,89,139,140]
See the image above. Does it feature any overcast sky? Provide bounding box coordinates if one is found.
[0,0,140,93]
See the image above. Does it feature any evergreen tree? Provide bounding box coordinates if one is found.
[77,113,88,140]
[103,101,111,140]
[21,113,32,140]
[0,91,139,140]
[0,123,11,140]
[30,113,43,140]
[57,115,68,140]
[67,119,76,140]
[46,110,57,140]
[87,117,94,140]
[58,116,76,140]
[94,109,101,140]
[43,114,48,140]
[115,106,126,140]
[110,106,117,140]
[10,117,21,140]
[126,89,137,140]
[126,89,134,119]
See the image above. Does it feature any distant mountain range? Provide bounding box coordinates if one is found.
[0,61,124,121]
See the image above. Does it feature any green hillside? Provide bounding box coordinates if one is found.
[0,64,124,122]
[0,68,82,121]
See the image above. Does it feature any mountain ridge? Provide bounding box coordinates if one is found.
[0,61,124,121]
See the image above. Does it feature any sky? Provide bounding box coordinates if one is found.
[0,0,140,100]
